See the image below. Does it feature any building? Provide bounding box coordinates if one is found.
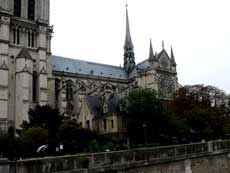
[0,0,178,134]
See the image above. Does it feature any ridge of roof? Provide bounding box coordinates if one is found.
[51,55,124,70]
[137,59,148,66]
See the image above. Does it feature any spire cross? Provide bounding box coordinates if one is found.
[125,0,128,8]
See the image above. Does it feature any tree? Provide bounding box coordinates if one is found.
[19,105,113,156]
[170,85,229,141]
[18,127,48,157]
[57,120,94,154]
[0,127,18,160]
[21,105,63,130]
[20,105,63,154]
[126,88,178,145]
[88,140,101,153]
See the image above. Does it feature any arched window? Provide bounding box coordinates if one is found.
[32,71,38,103]
[14,0,21,17]
[17,27,20,44]
[103,119,107,130]
[66,80,74,115]
[31,31,35,47]
[28,0,35,20]
[13,28,16,44]
[103,104,108,114]
[66,80,73,101]
[28,30,31,47]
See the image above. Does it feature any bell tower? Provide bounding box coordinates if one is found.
[0,0,52,131]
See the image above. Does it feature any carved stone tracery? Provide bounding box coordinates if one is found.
[157,72,175,98]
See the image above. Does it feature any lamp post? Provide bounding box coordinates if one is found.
[143,121,147,145]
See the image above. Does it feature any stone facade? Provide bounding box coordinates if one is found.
[0,0,178,134]
[0,0,52,130]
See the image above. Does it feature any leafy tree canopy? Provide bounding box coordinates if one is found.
[170,84,229,140]
[57,120,94,154]
[126,88,178,144]
[19,105,64,155]
[21,105,63,132]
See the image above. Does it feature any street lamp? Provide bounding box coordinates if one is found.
[143,121,147,145]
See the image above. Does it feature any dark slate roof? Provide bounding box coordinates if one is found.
[137,59,150,70]
[107,94,119,113]
[86,96,103,117]
[49,55,128,80]
[129,59,150,78]
[86,95,119,117]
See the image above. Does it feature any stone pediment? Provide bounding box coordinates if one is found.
[16,48,33,61]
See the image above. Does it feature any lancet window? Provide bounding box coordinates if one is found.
[28,0,35,20]
[14,0,21,17]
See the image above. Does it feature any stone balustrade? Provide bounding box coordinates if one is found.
[1,140,230,173]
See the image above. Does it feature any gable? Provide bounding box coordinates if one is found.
[16,48,33,61]
[158,50,171,70]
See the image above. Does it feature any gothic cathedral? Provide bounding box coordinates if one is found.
[0,0,178,134]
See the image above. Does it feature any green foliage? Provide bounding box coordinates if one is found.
[170,85,229,141]
[1,85,229,159]
[88,140,100,152]
[126,88,177,144]
[126,85,230,145]
[0,127,19,160]
[127,89,162,118]
[57,120,94,154]
[21,105,63,132]
[0,134,13,159]
[21,105,63,153]
[18,127,48,157]
[17,105,115,156]
[101,141,114,151]
[20,127,48,146]
[14,105,64,156]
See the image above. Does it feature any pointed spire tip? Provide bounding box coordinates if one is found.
[171,45,176,65]
[124,0,133,49]
[162,40,164,49]
[149,38,155,60]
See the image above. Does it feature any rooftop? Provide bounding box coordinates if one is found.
[49,55,128,80]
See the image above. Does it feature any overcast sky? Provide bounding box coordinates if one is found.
[50,0,230,94]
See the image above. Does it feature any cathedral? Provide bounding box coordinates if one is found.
[0,0,178,134]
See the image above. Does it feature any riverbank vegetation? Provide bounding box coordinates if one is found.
[0,84,230,160]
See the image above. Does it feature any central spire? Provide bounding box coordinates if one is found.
[123,1,135,75]
[124,2,133,50]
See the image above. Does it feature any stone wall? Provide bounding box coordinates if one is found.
[1,140,230,173]
[0,159,10,173]
[128,155,230,173]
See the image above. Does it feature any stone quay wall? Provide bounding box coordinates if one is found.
[1,140,230,173]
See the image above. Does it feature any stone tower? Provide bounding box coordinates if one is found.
[124,5,135,75]
[0,0,52,131]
